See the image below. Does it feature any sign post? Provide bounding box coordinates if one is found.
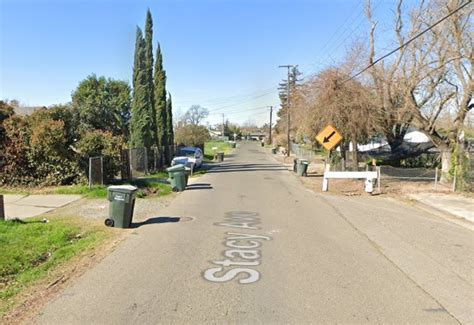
[316,125,343,171]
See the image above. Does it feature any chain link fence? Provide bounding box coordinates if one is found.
[121,145,176,180]
[290,142,320,161]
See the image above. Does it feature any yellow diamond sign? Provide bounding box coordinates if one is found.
[316,125,343,151]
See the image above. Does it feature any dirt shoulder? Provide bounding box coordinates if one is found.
[1,194,176,324]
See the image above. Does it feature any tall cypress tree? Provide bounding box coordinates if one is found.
[154,42,167,157]
[144,9,157,147]
[165,92,174,163]
[130,27,152,148]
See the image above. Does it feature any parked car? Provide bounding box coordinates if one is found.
[171,147,203,168]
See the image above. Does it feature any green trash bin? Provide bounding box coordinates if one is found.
[184,165,193,186]
[296,159,309,177]
[271,148,277,154]
[231,142,236,148]
[217,152,224,162]
[105,185,138,228]
[167,164,187,192]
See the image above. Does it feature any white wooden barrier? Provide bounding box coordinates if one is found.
[323,171,378,193]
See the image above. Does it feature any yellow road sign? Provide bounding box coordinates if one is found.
[316,125,343,151]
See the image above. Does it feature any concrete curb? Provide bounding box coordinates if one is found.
[403,196,474,231]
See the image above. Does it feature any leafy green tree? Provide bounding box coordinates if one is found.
[154,42,168,153]
[224,120,242,139]
[48,104,79,146]
[144,9,157,146]
[130,27,153,148]
[166,92,174,145]
[72,75,131,139]
[0,100,15,148]
[165,92,174,163]
[76,130,123,182]
[174,122,210,148]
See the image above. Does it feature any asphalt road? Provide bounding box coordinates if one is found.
[36,142,473,324]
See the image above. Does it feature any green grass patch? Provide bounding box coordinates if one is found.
[204,141,233,161]
[128,178,172,198]
[148,171,169,179]
[0,217,109,315]
[54,185,108,198]
[0,188,30,195]
[0,174,173,200]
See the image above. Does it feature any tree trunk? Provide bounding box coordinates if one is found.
[340,142,348,171]
[352,141,359,170]
[439,146,451,183]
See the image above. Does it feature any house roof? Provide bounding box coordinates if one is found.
[14,106,45,116]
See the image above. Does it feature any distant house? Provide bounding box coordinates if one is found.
[208,129,222,138]
[357,129,432,152]
[13,106,45,116]
[247,132,266,141]
[403,130,430,143]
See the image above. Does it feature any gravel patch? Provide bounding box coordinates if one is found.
[46,195,176,223]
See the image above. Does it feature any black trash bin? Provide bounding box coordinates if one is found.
[296,160,309,176]
[217,152,224,162]
[105,185,138,228]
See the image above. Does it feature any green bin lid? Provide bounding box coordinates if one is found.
[167,164,186,172]
[107,185,137,193]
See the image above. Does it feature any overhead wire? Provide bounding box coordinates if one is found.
[341,0,472,84]
[207,105,270,116]
[174,86,275,105]
[207,90,275,112]
[306,0,366,73]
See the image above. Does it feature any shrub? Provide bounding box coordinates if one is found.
[75,130,123,182]
[0,111,84,186]
[174,123,210,148]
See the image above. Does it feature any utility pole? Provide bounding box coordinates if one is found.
[222,113,225,140]
[269,106,273,145]
[279,64,297,157]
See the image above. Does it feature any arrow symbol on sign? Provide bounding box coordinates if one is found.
[323,131,336,143]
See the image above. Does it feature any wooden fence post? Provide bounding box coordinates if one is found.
[0,195,5,221]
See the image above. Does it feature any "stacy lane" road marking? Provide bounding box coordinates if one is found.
[203,211,272,284]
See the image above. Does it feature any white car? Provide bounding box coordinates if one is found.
[171,147,203,168]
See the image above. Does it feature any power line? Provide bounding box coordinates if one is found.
[208,90,275,112]
[307,0,368,74]
[342,0,472,84]
[174,86,275,105]
[326,0,382,60]
[311,1,364,63]
[208,105,270,116]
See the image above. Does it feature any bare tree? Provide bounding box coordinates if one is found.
[365,0,415,160]
[183,105,209,126]
[393,0,470,178]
